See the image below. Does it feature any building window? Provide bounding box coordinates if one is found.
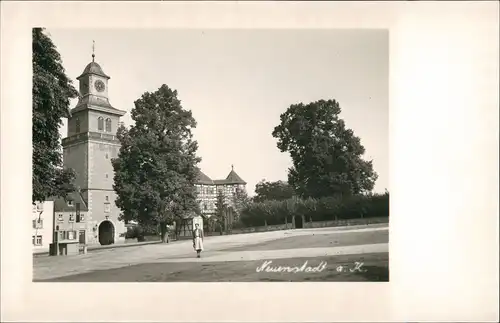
[67,200,74,207]
[33,235,42,246]
[57,214,63,222]
[98,117,104,131]
[75,117,80,133]
[104,203,110,213]
[105,173,109,179]
[32,218,43,229]
[105,153,109,159]
[105,195,109,202]
[105,118,112,132]
[69,214,75,222]
[58,231,76,240]
[79,214,86,222]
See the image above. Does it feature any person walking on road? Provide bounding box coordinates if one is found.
[192,223,204,258]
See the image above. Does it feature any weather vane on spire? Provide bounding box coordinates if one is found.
[92,40,95,62]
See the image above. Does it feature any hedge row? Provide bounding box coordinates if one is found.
[239,193,389,227]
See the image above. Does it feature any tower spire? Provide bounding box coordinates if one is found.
[92,40,95,62]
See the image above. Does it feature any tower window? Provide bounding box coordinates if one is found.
[105,118,112,132]
[98,117,104,131]
[105,173,108,179]
[105,196,109,202]
[75,117,80,133]
[105,153,109,159]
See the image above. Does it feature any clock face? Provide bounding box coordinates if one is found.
[94,80,106,92]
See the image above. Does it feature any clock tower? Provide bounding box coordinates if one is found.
[61,52,126,246]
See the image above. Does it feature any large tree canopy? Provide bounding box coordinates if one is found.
[112,84,201,242]
[272,99,378,198]
[32,28,78,203]
[253,180,295,203]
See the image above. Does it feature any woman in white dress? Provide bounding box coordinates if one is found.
[192,223,204,258]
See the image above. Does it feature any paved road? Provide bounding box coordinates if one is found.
[33,223,389,282]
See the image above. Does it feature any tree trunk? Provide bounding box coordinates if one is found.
[175,220,181,240]
[160,221,168,243]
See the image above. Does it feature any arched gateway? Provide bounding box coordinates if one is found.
[98,220,115,245]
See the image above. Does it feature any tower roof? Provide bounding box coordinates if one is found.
[53,191,89,213]
[77,61,110,80]
[196,169,214,185]
[224,166,246,185]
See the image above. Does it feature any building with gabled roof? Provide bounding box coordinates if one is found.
[195,165,247,218]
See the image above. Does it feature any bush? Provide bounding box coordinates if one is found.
[232,219,246,230]
[125,224,159,241]
[239,192,389,228]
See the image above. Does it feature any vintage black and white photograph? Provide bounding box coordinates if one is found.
[2,1,498,321]
[32,28,389,282]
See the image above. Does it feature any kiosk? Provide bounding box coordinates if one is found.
[49,229,80,256]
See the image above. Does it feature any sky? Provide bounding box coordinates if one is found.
[47,29,389,196]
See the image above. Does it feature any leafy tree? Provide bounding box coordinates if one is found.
[214,190,227,234]
[272,99,378,199]
[112,84,201,243]
[299,197,318,223]
[283,196,300,226]
[32,28,78,203]
[253,180,295,202]
[239,202,261,227]
[260,200,283,225]
[232,186,252,217]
